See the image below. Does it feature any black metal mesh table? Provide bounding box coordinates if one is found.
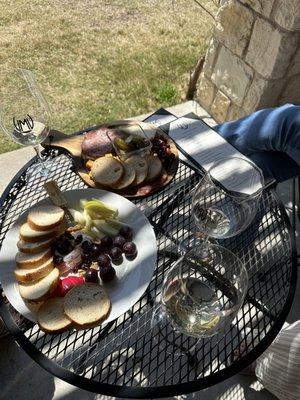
[0,148,297,398]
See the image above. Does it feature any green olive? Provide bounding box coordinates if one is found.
[114,137,129,151]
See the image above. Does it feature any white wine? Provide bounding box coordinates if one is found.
[194,206,231,237]
[163,277,221,337]
[11,120,48,146]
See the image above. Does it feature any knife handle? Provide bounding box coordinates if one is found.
[43,181,67,207]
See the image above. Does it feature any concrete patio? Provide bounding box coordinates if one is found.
[0,102,299,400]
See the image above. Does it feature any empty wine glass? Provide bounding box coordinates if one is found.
[0,68,52,178]
[152,243,248,353]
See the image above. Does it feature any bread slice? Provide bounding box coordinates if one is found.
[112,159,136,189]
[14,257,54,283]
[17,237,54,254]
[27,205,64,232]
[91,156,124,187]
[37,298,72,334]
[126,155,148,186]
[19,268,59,301]
[15,248,52,269]
[145,154,162,181]
[20,222,59,243]
[64,284,111,327]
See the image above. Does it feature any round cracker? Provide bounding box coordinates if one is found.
[112,160,136,189]
[38,297,72,334]
[91,156,124,186]
[145,154,163,181]
[63,284,111,326]
[126,155,148,186]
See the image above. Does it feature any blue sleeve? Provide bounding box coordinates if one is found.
[214,104,300,182]
[215,103,300,164]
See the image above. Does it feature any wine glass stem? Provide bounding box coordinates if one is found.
[33,145,48,172]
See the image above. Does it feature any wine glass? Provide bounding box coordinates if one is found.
[152,243,248,353]
[0,68,52,178]
[192,157,264,240]
[152,157,259,350]
[179,157,264,259]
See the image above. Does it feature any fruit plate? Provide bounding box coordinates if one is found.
[43,120,179,198]
[0,189,157,323]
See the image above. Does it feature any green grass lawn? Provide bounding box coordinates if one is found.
[0,0,217,154]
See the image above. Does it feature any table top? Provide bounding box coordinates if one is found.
[0,141,297,398]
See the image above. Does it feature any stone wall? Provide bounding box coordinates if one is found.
[197,0,300,122]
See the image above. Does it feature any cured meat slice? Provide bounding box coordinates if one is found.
[81,127,118,159]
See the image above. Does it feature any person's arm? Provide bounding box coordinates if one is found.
[215,103,300,182]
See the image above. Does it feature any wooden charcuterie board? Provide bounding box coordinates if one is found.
[43,121,179,198]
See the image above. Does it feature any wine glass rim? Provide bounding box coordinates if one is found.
[203,156,264,200]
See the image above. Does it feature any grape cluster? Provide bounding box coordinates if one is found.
[79,227,137,283]
[53,226,137,284]
[150,136,175,163]
[52,231,75,256]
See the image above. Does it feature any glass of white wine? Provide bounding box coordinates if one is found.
[162,244,248,338]
[0,68,52,178]
[192,157,264,240]
[152,243,248,355]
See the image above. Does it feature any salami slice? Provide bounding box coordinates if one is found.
[81,128,118,159]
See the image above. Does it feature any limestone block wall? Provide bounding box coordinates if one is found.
[197,0,300,122]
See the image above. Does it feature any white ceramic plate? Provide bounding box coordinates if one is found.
[0,189,157,323]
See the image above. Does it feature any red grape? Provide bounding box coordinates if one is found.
[100,266,116,282]
[109,247,123,261]
[113,235,126,248]
[81,240,91,252]
[119,226,133,240]
[98,253,111,268]
[75,234,83,244]
[123,241,137,256]
[90,243,101,259]
[101,236,113,249]
[85,268,99,283]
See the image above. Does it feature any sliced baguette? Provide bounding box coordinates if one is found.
[126,155,148,186]
[15,248,52,269]
[18,268,59,301]
[37,298,72,334]
[20,222,59,243]
[17,237,54,254]
[91,156,124,186]
[64,284,111,327]
[27,205,65,232]
[14,257,54,283]
[112,159,136,189]
[145,154,162,181]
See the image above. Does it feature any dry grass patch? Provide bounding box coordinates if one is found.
[0,0,217,154]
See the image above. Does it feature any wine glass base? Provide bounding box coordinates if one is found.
[151,305,200,358]
[25,159,54,181]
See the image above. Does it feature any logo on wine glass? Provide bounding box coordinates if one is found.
[13,114,34,134]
